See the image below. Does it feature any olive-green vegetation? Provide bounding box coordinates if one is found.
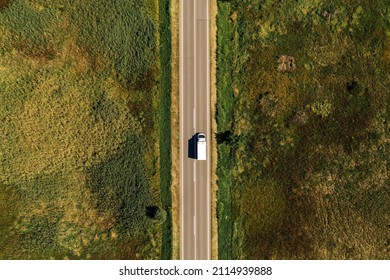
[0,0,170,259]
[217,0,389,259]
[159,0,173,260]
[216,2,234,260]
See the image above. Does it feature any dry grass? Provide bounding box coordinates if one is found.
[209,0,219,260]
[1,44,137,184]
[170,0,180,260]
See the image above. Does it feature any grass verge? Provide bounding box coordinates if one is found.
[216,1,234,260]
[159,0,173,260]
[209,0,219,260]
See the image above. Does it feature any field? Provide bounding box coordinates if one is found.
[0,0,171,259]
[216,0,389,259]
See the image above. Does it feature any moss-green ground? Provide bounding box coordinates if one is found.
[217,0,389,259]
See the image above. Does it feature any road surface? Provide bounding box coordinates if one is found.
[180,0,210,260]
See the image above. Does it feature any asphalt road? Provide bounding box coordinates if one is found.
[180,0,210,260]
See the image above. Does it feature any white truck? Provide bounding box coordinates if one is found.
[196,133,206,160]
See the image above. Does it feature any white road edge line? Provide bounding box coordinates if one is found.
[193,0,197,261]
[194,1,197,133]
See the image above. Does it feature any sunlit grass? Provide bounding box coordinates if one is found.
[217,0,389,260]
[0,0,166,259]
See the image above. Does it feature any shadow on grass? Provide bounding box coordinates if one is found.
[87,134,152,236]
[0,0,11,10]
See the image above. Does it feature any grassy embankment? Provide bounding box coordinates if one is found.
[216,1,234,260]
[0,0,170,259]
[216,0,389,259]
[159,0,173,260]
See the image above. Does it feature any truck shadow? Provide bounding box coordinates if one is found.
[188,134,197,159]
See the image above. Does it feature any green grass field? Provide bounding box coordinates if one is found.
[159,0,173,260]
[217,0,389,259]
[0,0,171,259]
[216,2,234,260]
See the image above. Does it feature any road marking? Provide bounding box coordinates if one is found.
[194,215,197,259]
[194,160,197,221]
[193,108,196,129]
[193,0,197,133]
[180,0,210,260]
[193,215,196,235]
[193,161,196,182]
[194,0,197,261]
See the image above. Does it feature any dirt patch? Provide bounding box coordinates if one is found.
[230,11,237,22]
[0,0,11,10]
[322,10,335,21]
[293,108,309,126]
[278,55,296,72]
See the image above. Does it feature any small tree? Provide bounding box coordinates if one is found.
[146,206,167,224]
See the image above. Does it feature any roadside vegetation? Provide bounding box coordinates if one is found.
[159,0,173,260]
[216,2,234,259]
[0,0,171,259]
[216,0,389,259]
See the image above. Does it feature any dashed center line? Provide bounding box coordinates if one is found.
[193,215,196,236]
[193,108,196,129]
[193,162,196,182]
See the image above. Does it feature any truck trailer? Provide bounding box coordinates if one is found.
[196,133,206,160]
